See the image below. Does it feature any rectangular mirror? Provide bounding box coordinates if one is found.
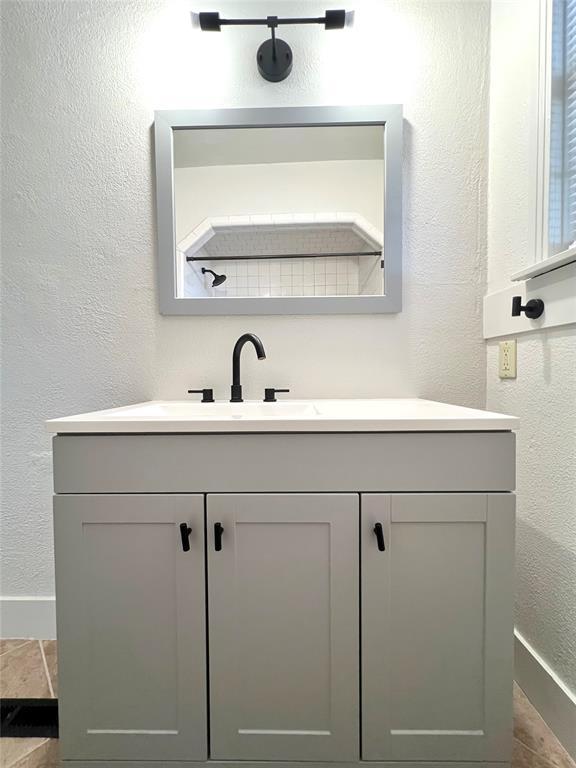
[154,106,402,314]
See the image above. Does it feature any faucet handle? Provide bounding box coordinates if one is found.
[188,388,215,403]
[264,388,290,402]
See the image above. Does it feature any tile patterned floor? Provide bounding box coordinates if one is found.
[0,640,58,767]
[0,639,574,768]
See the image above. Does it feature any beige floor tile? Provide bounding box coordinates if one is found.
[514,684,576,768]
[40,641,57,698]
[513,738,551,768]
[0,641,31,659]
[0,642,51,699]
[0,738,47,768]
[9,740,59,768]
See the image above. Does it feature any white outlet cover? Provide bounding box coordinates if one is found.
[499,340,517,379]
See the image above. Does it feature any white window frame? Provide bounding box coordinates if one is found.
[512,0,576,280]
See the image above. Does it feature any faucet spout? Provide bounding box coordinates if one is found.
[231,333,266,402]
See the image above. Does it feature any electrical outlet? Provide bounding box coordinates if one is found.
[499,340,517,379]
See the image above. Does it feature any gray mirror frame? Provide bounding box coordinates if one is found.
[154,105,402,315]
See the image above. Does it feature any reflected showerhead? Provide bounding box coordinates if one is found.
[202,267,227,287]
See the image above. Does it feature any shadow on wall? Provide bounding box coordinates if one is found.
[537,329,560,387]
[514,516,576,693]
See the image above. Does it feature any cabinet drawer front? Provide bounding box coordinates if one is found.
[361,493,515,762]
[53,432,515,493]
[207,493,359,762]
[54,494,207,762]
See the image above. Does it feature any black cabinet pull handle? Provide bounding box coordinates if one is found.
[373,522,386,551]
[179,522,192,552]
[214,522,224,551]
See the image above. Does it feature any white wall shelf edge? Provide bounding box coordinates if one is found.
[483,261,576,339]
[511,247,576,281]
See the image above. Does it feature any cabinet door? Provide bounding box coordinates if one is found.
[362,494,515,762]
[54,494,207,761]
[207,493,359,761]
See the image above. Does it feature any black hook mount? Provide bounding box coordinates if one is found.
[511,296,545,319]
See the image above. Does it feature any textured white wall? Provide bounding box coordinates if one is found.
[487,0,576,695]
[1,0,490,600]
[486,0,540,292]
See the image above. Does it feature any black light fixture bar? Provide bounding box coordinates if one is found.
[198,11,347,30]
[195,10,351,81]
[187,250,381,263]
[211,17,327,27]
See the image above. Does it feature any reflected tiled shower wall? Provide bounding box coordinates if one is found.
[186,255,383,297]
[179,213,384,298]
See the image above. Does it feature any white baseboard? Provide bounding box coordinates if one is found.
[515,630,576,761]
[0,596,56,639]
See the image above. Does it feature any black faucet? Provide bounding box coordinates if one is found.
[231,333,266,402]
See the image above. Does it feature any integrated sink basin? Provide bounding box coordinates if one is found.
[85,400,319,421]
[46,398,518,433]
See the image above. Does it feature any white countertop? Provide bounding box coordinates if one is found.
[46,398,518,434]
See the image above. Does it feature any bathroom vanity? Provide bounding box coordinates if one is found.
[48,399,517,768]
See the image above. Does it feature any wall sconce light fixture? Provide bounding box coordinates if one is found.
[192,9,354,82]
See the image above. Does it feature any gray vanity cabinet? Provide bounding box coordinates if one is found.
[51,430,516,768]
[207,494,360,762]
[53,494,207,762]
[362,494,515,763]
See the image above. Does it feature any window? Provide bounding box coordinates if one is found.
[548,0,576,256]
[513,0,576,280]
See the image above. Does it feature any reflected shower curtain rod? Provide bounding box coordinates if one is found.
[186,250,382,262]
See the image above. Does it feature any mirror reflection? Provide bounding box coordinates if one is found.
[173,125,384,299]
